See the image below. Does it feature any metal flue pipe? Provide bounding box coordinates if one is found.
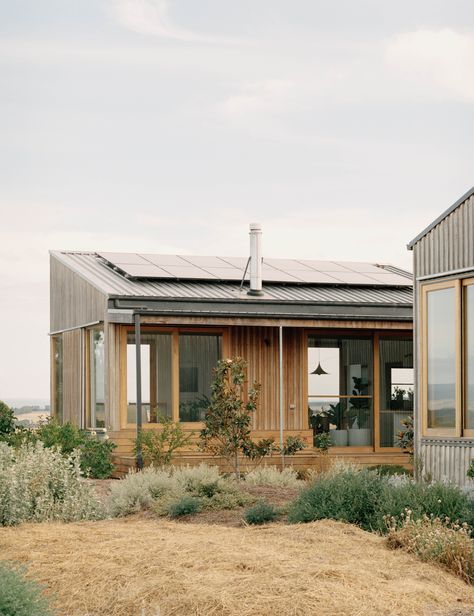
[247,223,263,296]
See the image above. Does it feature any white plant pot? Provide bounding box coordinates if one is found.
[348,428,371,447]
[330,429,348,447]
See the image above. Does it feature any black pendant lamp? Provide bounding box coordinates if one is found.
[311,349,329,375]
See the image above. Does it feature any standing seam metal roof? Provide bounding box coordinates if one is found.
[52,251,412,305]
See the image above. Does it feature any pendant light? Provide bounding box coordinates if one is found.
[311,348,329,375]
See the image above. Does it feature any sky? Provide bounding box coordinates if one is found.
[0,0,473,401]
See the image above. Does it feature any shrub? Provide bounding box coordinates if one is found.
[0,562,52,616]
[467,459,474,480]
[387,513,474,584]
[280,435,306,456]
[287,466,385,529]
[244,500,279,525]
[287,465,474,533]
[0,442,104,525]
[368,464,411,477]
[109,464,251,518]
[168,495,202,518]
[134,418,193,467]
[0,400,16,439]
[80,438,116,479]
[36,418,83,454]
[245,466,300,488]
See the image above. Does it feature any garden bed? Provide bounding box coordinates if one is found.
[1,517,473,616]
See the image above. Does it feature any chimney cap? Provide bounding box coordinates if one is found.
[249,222,262,231]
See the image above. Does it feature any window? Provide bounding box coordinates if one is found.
[421,280,462,437]
[52,334,63,423]
[379,338,413,447]
[179,334,221,422]
[125,329,222,425]
[466,284,474,431]
[308,336,373,447]
[90,328,105,428]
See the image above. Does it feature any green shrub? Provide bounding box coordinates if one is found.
[80,438,116,479]
[387,513,474,584]
[378,479,474,533]
[168,495,202,518]
[36,418,83,454]
[0,400,16,438]
[245,466,300,488]
[0,562,52,616]
[467,459,474,480]
[368,464,411,477]
[244,500,279,525]
[287,465,474,533]
[288,466,384,529]
[134,418,193,466]
[0,442,104,525]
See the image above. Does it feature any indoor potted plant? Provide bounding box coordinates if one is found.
[327,401,348,447]
[348,376,372,446]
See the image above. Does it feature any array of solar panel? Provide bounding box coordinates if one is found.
[97,252,412,286]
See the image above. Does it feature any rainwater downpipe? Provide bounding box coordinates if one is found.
[279,325,284,469]
[134,313,144,469]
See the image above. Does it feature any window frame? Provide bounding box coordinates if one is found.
[85,326,106,430]
[462,278,474,438]
[51,334,64,423]
[305,329,413,452]
[120,326,228,429]
[420,279,462,438]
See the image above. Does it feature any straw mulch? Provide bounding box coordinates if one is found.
[1,517,473,616]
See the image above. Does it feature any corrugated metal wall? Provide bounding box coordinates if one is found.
[412,192,474,485]
[420,441,474,487]
[50,255,107,332]
[414,194,474,278]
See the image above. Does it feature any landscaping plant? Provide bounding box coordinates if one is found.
[245,466,300,488]
[134,415,193,466]
[168,495,202,518]
[0,400,16,440]
[0,442,104,525]
[199,357,262,477]
[244,500,279,525]
[0,562,53,616]
[387,511,474,585]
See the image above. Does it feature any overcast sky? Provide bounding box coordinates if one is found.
[0,1,473,401]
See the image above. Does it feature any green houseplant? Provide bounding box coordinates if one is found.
[348,376,371,446]
[327,402,348,447]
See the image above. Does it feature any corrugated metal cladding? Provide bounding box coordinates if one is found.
[52,251,412,306]
[412,192,474,278]
[420,440,474,487]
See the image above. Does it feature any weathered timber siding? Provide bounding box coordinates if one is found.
[412,192,474,485]
[228,326,306,431]
[50,254,107,332]
[62,329,83,425]
[105,322,121,431]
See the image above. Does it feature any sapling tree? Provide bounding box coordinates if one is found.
[199,357,261,478]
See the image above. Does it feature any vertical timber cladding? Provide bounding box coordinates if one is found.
[228,326,305,431]
[105,322,122,432]
[62,329,83,426]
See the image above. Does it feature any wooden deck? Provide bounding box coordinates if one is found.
[110,428,411,477]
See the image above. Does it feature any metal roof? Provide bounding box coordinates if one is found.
[97,251,412,286]
[51,251,412,307]
[407,185,474,249]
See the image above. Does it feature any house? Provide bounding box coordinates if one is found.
[408,186,474,485]
[50,224,413,473]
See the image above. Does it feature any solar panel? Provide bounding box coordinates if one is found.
[113,263,175,278]
[97,251,410,287]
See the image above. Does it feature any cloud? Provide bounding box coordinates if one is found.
[108,0,239,44]
[385,28,474,101]
[216,79,296,118]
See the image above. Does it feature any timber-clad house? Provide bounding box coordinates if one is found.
[50,225,414,473]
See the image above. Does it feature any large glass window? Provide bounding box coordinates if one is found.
[426,287,456,429]
[90,328,105,428]
[127,332,173,424]
[126,330,221,424]
[179,334,221,422]
[52,335,63,423]
[466,285,474,430]
[379,338,413,447]
[308,336,373,447]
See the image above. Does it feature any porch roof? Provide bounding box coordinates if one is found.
[51,250,413,322]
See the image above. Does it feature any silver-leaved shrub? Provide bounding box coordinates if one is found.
[0,442,105,525]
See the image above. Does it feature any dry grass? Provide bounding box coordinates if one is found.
[1,518,474,616]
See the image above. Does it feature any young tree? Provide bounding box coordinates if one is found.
[199,357,261,478]
[0,401,15,439]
